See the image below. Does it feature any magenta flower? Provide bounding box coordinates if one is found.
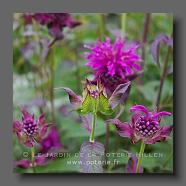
[107,105,173,144]
[85,37,142,93]
[125,154,143,173]
[40,126,62,153]
[14,127,62,171]
[13,109,53,148]
[32,13,81,40]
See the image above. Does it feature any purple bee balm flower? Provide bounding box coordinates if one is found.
[40,126,62,153]
[13,109,53,148]
[125,154,143,173]
[32,13,81,40]
[107,105,173,144]
[85,37,142,93]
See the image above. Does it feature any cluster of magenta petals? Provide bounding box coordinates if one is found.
[33,13,80,28]
[85,37,142,93]
[22,117,38,136]
[130,105,172,119]
[40,126,62,153]
[23,13,81,40]
[33,13,81,39]
[135,116,160,138]
[85,37,142,79]
[13,109,51,148]
[107,105,173,144]
[15,127,63,169]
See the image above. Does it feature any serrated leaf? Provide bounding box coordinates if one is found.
[80,93,94,114]
[80,141,105,173]
[98,93,113,115]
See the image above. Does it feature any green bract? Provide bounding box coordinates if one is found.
[77,80,113,115]
[64,79,131,116]
[79,91,113,115]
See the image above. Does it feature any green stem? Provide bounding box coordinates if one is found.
[89,112,97,142]
[156,46,172,111]
[142,13,151,44]
[98,14,106,41]
[89,100,98,142]
[31,146,36,173]
[121,13,127,38]
[32,19,40,42]
[141,13,151,62]
[136,141,146,173]
[138,13,151,86]
[49,48,55,122]
[74,48,81,93]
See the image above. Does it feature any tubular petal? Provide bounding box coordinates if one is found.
[130,105,150,118]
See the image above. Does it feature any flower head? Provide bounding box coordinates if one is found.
[40,126,62,153]
[107,105,173,144]
[13,109,53,148]
[32,13,81,39]
[85,37,142,93]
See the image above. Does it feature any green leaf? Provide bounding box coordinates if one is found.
[61,116,106,138]
[138,81,159,104]
[80,93,94,114]
[36,156,80,173]
[98,93,113,115]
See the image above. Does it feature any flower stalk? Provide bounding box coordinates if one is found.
[136,141,146,173]
[74,47,81,93]
[89,100,98,142]
[138,13,151,85]
[156,46,172,111]
[141,13,151,64]
[98,14,106,41]
[31,146,36,173]
[49,48,56,122]
[121,13,127,38]
[90,112,97,142]
[142,13,151,44]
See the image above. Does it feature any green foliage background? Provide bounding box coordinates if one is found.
[13,13,173,173]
